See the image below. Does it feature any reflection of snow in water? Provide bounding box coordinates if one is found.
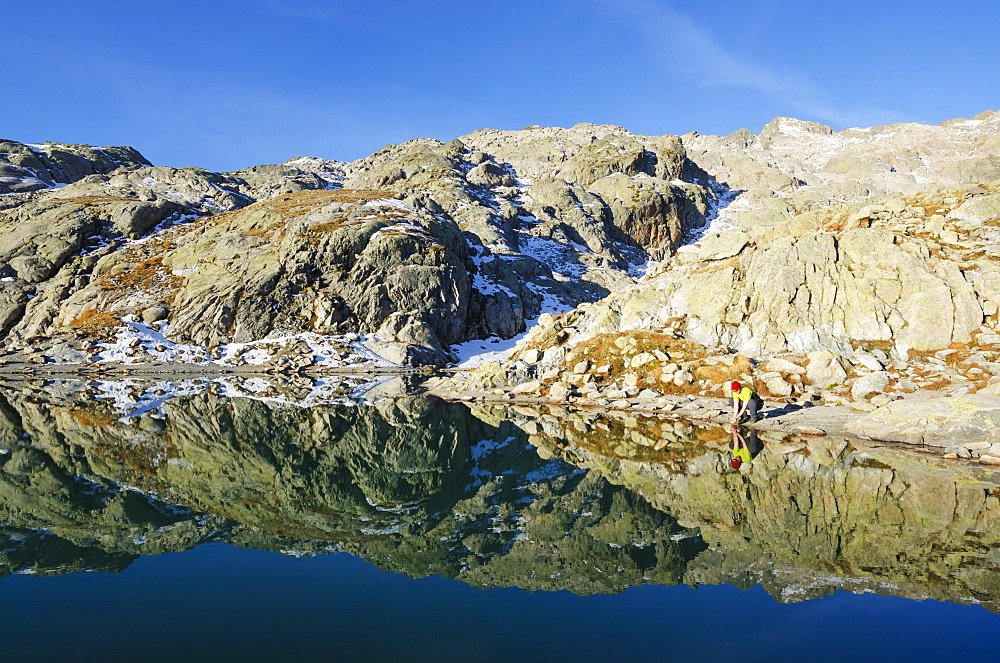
[93,374,390,421]
[471,437,511,461]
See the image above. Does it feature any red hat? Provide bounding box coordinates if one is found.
[730,381,741,391]
[730,458,742,469]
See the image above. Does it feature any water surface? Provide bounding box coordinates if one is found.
[1,377,998,661]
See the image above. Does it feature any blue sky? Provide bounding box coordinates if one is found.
[3,0,997,172]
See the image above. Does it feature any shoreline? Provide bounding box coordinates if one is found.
[423,384,1000,468]
[0,358,430,379]
[3,360,999,467]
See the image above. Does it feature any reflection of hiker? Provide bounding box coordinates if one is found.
[729,380,764,424]
[728,425,763,469]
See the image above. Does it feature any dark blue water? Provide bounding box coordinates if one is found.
[1,382,999,661]
[2,543,997,662]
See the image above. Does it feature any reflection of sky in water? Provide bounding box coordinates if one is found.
[1,544,997,662]
[0,380,999,659]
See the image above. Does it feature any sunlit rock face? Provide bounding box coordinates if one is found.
[0,125,707,362]
[456,112,1000,389]
[5,113,1000,367]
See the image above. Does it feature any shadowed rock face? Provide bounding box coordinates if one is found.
[3,380,1000,611]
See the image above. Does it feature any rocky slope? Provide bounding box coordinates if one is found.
[2,110,999,372]
[0,127,707,367]
[462,112,1000,422]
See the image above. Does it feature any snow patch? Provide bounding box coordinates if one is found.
[451,333,527,369]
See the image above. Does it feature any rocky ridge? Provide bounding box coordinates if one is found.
[0,125,710,368]
[2,111,1000,389]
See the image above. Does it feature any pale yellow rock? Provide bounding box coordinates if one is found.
[806,351,848,389]
[846,394,1000,445]
[631,352,655,368]
[760,373,792,397]
[762,357,805,374]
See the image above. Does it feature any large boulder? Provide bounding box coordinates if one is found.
[850,371,890,399]
[466,161,514,188]
[674,230,749,264]
[949,193,1000,225]
[589,173,706,254]
[845,394,1000,446]
[364,312,452,366]
[806,351,849,389]
[50,190,474,348]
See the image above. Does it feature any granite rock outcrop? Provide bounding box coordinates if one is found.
[1,124,711,365]
[0,139,151,194]
[3,111,1000,371]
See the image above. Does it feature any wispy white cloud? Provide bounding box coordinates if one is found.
[593,0,907,128]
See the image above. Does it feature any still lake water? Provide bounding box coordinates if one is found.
[1,377,1000,662]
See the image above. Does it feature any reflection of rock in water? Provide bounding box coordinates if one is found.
[0,381,700,594]
[0,526,136,577]
[504,403,1000,612]
[13,380,1000,610]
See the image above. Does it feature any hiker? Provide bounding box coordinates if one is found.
[728,424,763,469]
[728,380,763,424]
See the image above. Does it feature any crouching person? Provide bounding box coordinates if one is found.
[729,380,764,424]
